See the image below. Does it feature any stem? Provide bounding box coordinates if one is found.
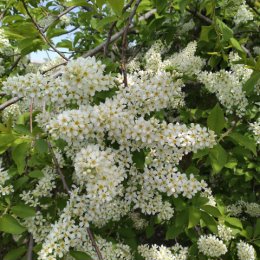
[27,234,34,260]
[0,97,22,111]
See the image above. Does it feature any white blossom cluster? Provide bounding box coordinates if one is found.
[2,103,21,125]
[23,211,52,243]
[227,200,260,218]
[38,187,132,260]
[138,243,188,260]
[237,241,256,260]
[250,119,260,145]
[2,57,114,110]
[198,52,253,117]
[20,167,57,207]
[74,144,126,203]
[234,1,254,25]
[129,212,148,230]
[0,29,12,56]
[197,234,228,257]
[217,224,234,242]
[0,160,13,196]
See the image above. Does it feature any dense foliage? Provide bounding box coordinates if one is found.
[0,0,260,260]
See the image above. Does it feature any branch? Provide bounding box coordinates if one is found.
[121,0,142,87]
[27,234,34,260]
[47,141,70,193]
[186,8,213,24]
[0,97,22,111]
[82,9,156,58]
[43,6,77,33]
[87,228,104,260]
[21,0,69,61]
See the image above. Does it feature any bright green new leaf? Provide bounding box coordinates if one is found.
[200,211,217,233]
[3,246,27,260]
[230,37,244,53]
[243,71,260,95]
[225,217,243,230]
[11,204,35,218]
[70,250,93,260]
[0,215,26,234]
[216,18,233,41]
[207,103,226,134]
[12,142,30,174]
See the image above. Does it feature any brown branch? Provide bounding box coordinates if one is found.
[0,97,22,111]
[27,234,34,260]
[21,0,69,61]
[47,141,70,193]
[87,228,104,260]
[121,0,142,87]
[186,8,213,24]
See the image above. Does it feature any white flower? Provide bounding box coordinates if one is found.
[237,241,256,260]
[198,235,227,257]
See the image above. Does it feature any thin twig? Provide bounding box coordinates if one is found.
[47,141,70,193]
[87,228,104,260]
[121,0,142,87]
[43,6,77,32]
[7,56,22,74]
[186,8,213,24]
[21,0,69,61]
[27,234,34,260]
[0,97,22,111]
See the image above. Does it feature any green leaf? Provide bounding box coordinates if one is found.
[166,225,183,239]
[11,204,35,218]
[216,18,233,41]
[209,144,228,173]
[200,25,213,42]
[70,250,93,260]
[225,217,243,230]
[3,246,26,260]
[188,207,201,228]
[243,71,260,95]
[28,170,44,179]
[200,205,222,217]
[201,211,217,233]
[0,215,26,234]
[254,218,260,238]
[107,0,124,15]
[230,37,244,53]
[66,0,94,7]
[95,0,106,8]
[12,142,29,174]
[207,103,226,134]
[0,133,16,149]
[229,133,256,156]
[35,139,48,154]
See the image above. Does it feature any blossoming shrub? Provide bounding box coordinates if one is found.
[0,0,259,260]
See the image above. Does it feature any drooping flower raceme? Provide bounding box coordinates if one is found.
[237,241,256,260]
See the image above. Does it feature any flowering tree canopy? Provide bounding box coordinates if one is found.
[0,0,259,260]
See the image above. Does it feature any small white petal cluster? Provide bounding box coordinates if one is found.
[2,57,114,110]
[0,29,12,56]
[250,119,260,145]
[23,211,52,243]
[227,200,260,217]
[237,241,256,260]
[234,1,254,25]
[244,202,260,217]
[138,243,188,260]
[197,234,227,257]
[163,41,205,76]
[20,167,57,207]
[74,144,126,203]
[129,212,148,230]
[217,224,234,242]
[198,70,248,117]
[0,160,14,196]
[200,187,217,206]
[2,103,21,125]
